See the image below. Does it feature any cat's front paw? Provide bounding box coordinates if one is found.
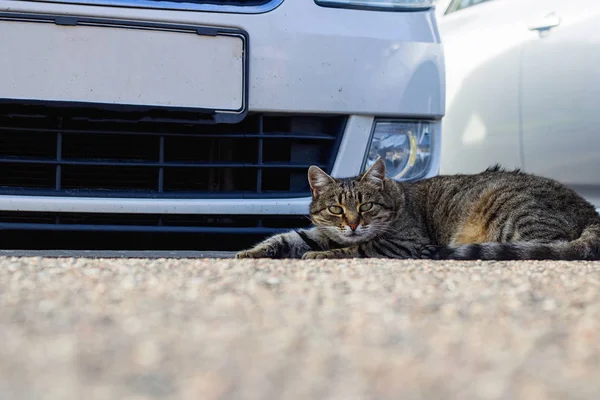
[235,247,275,259]
[301,251,332,260]
[419,245,440,260]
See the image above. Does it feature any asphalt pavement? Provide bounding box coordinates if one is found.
[1,257,600,400]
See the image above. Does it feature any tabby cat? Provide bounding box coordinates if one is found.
[235,159,600,260]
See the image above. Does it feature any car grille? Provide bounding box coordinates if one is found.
[0,211,309,233]
[0,103,346,198]
[0,211,311,250]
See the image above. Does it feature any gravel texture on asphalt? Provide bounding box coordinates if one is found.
[1,257,600,400]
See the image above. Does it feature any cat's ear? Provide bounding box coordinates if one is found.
[308,166,334,199]
[360,158,386,186]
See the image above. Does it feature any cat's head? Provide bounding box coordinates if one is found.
[308,158,396,244]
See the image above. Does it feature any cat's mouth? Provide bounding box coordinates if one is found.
[341,229,371,243]
[322,226,372,244]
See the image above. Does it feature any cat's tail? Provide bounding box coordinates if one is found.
[432,224,600,261]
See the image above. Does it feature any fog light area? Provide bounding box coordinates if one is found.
[363,120,432,181]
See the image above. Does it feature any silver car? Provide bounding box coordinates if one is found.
[0,0,445,249]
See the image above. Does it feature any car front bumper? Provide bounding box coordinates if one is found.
[0,0,444,228]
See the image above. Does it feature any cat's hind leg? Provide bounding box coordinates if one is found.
[424,212,593,260]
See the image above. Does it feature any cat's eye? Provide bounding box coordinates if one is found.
[328,205,344,215]
[359,202,373,212]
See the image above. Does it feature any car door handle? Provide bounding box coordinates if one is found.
[528,12,561,31]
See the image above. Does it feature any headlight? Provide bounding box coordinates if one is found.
[314,0,435,11]
[363,120,432,181]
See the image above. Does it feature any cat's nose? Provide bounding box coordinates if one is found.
[348,223,359,231]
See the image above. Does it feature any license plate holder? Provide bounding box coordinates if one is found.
[0,13,249,123]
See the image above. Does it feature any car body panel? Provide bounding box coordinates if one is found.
[438,0,534,174]
[521,0,600,206]
[438,0,600,208]
[1,0,445,117]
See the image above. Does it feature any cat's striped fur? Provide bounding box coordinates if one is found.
[235,159,600,260]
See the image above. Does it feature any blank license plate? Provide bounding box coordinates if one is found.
[0,14,247,116]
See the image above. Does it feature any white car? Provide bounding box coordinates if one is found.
[0,0,445,250]
[437,0,600,208]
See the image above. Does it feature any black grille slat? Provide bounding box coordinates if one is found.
[257,114,264,193]
[158,136,165,193]
[163,168,256,192]
[62,133,160,161]
[163,136,258,163]
[0,210,312,250]
[0,126,338,140]
[0,158,330,168]
[0,131,56,158]
[0,103,346,198]
[62,166,159,191]
[0,163,55,188]
[0,211,310,233]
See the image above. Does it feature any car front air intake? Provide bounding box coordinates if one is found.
[0,102,346,199]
